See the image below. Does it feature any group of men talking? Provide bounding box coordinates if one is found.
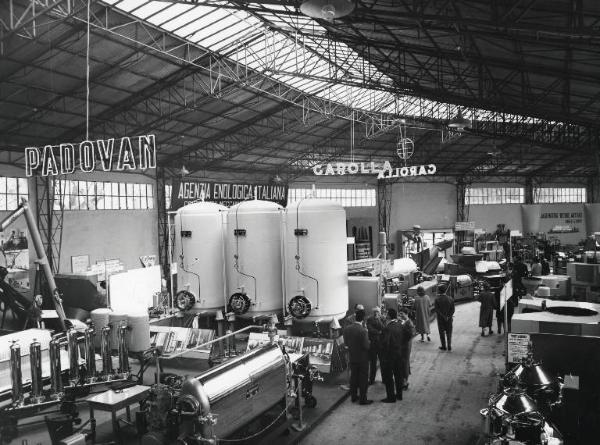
[343,284,456,405]
[342,304,414,405]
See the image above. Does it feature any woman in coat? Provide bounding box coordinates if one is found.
[478,281,496,336]
[413,286,431,342]
[398,308,415,389]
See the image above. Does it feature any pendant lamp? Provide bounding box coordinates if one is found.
[300,0,356,21]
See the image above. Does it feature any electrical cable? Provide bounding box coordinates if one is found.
[85,0,90,140]
[294,198,319,309]
[216,401,294,443]
[179,214,201,305]
[233,202,257,303]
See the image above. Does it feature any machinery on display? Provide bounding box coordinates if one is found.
[173,202,228,313]
[225,200,284,318]
[0,323,131,442]
[139,343,320,445]
[481,352,564,445]
[0,198,68,331]
[284,199,348,327]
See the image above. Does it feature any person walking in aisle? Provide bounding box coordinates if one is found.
[478,281,495,336]
[380,308,405,403]
[366,306,385,385]
[413,286,431,342]
[343,309,372,405]
[398,308,415,389]
[434,284,455,351]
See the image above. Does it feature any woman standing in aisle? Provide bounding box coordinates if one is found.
[413,286,431,342]
[478,281,495,336]
[398,308,415,389]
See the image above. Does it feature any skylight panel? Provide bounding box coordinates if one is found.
[134,2,171,20]
[108,0,147,12]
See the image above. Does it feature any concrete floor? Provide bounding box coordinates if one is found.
[300,300,506,445]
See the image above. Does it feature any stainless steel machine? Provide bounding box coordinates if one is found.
[140,343,320,444]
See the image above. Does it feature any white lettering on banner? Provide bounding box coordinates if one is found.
[312,161,436,178]
[377,164,437,179]
[24,135,156,177]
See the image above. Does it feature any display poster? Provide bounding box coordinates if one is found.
[170,179,288,210]
[454,221,475,231]
[278,335,304,354]
[507,333,531,363]
[246,332,271,352]
[538,203,586,245]
[302,338,335,373]
[71,255,90,273]
[150,326,215,357]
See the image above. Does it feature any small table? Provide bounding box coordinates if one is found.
[87,385,150,443]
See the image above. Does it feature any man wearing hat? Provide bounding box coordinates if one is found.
[366,306,385,384]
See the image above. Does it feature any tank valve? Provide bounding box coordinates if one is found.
[288,295,312,319]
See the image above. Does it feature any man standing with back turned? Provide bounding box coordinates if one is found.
[434,284,455,351]
[381,308,405,403]
[343,309,373,405]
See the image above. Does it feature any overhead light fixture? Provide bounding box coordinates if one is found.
[180,164,190,176]
[300,0,356,22]
[447,108,471,131]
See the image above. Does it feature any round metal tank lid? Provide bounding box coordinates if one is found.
[286,198,345,212]
[546,306,598,316]
[177,201,228,214]
[229,199,283,213]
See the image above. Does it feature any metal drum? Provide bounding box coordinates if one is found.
[178,344,286,439]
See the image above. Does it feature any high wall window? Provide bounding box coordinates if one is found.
[54,180,154,211]
[534,187,586,203]
[465,187,524,205]
[288,187,376,207]
[0,177,28,211]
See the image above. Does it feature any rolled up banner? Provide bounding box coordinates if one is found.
[521,204,542,235]
[585,203,600,235]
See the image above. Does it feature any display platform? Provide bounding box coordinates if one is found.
[513,298,600,337]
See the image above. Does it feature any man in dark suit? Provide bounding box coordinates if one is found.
[380,308,406,403]
[434,284,455,351]
[366,306,385,384]
[342,309,372,405]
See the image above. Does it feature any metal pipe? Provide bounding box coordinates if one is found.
[29,338,44,404]
[84,326,96,383]
[117,323,130,376]
[101,325,113,379]
[9,341,23,406]
[49,337,63,398]
[20,198,66,330]
[67,328,79,385]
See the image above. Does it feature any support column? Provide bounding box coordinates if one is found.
[456,177,468,223]
[524,177,534,204]
[155,168,170,284]
[588,136,600,203]
[377,181,391,257]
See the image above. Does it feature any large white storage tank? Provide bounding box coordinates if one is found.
[284,199,348,323]
[174,202,227,311]
[225,200,284,318]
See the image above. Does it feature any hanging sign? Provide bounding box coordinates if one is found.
[170,179,288,210]
[312,161,436,179]
[24,134,156,177]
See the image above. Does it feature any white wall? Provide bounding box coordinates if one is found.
[468,204,523,233]
[0,166,159,282]
[389,182,456,232]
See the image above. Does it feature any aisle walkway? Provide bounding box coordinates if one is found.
[300,301,505,445]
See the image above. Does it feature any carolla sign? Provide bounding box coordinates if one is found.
[312,161,436,179]
[24,135,156,177]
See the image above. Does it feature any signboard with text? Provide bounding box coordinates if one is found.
[25,135,156,177]
[170,179,288,210]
